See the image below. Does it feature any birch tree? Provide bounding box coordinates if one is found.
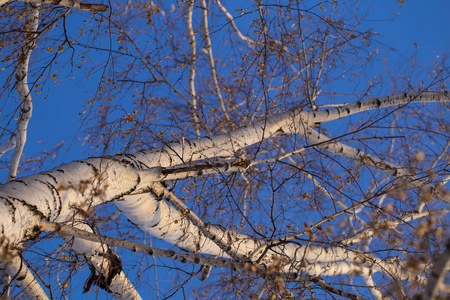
[0,0,449,299]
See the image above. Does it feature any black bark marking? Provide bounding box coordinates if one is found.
[150,222,159,228]
[124,154,140,169]
[127,218,138,227]
[0,196,17,223]
[100,157,133,167]
[11,196,46,220]
[24,225,42,242]
[375,98,381,107]
[137,160,151,169]
[14,180,27,186]
[16,275,26,281]
[83,249,123,294]
[0,195,46,225]
[149,188,163,202]
[42,172,58,183]
[111,176,141,200]
[36,179,62,219]
[84,161,99,176]
[275,127,285,135]
[21,107,31,114]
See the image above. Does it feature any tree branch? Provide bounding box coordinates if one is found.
[0,0,108,12]
[3,255,48,300]
[8,3,39,182]
[415,238,450,300]
[41,220,367,300]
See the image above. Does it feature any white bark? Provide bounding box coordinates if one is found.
[69,223,142,299]
[0,0,108,11]
[297,122,450,206]
[200,0,231,123]
[300,92,449,125]
[8,3,39,182]
[2,5,47,298]
[340,209,450,246]
[130,92,449,169]
[0,92,447,297]
[0,135,16,159]
[115,191,420,282]
[186,0,201,138]
[1,93,447,241]
[415,239,450,300]
[3,255,48,300]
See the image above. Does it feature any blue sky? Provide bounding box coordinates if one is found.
[16,0,450,178]
[367,0,449,60]
[1,0,449,298]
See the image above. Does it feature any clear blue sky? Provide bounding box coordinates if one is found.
[19,0,450,178]
[2,0,448,298]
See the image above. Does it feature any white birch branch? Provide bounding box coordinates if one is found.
[129,92,449,172]
[0,135,16,158]
[340,209,450,245]
[3,255,48,300]
[415,239,450,300]
[302,92,449,126]
[115,192,419,282]
[0,92,447,252]
[8,3,39,182]
[200,0,231,123]
[213,0,256,45]
[297,123,450,206]
[2,6,49,298]
[40,221,369,300]
[0,0,108,11]
[186,0,201,138]
[68,222,142,299]
[361,274,384,300]
[0,92,447,297]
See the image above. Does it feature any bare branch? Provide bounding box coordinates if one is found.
[0,0,108,11]
[415,239,450,300]
[8,3,39,182]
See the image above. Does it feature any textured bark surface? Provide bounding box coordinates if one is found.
[0,0,448,298]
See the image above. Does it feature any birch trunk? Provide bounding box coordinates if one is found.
[0,92,447,298]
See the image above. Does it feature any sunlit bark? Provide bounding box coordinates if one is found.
[0,0,108,11]
[0,0,448,297]
[8,3,39,182]
[0,92,447,298]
